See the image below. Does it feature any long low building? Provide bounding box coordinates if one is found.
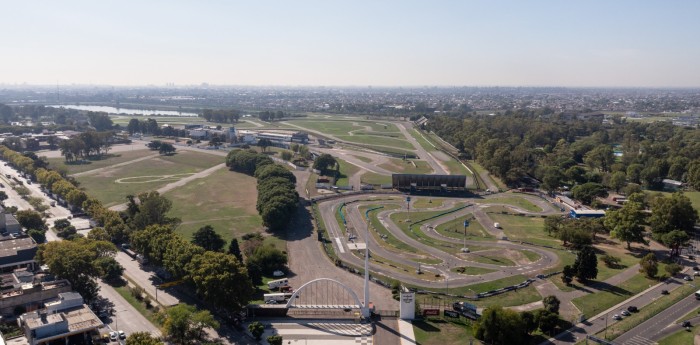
[392,174,467,193]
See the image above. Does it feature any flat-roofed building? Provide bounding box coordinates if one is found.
[0,237,38,273]
[392,174,467,193]
[18,293,102,345]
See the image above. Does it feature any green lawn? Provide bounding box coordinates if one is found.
[413,318,481,345]
[361,172,392,185]
[481,196,543,212]
[165,167,274,247]
[414,277,541,309]
[361,204,439,261]
[465,253,516,266]
[468,160,507,191]
[521,249,542,262]
[46,149,155,175]
[286,119,415,151]
[113,283,161,325]
[379,158,434,174]
[335,157,361,186]
[434,216,492,239]
[413,198,445,209]
[489,214,555,246]
[351,155,373,163]
[74,150,223,207]
[572,274,658,318]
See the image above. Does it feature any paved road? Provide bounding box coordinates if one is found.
[98,280,162,338]
[542,277,689,345]
[395,122,448,175]
[615,291,700,344]
[114,251,180,306]
[319,193,562,288]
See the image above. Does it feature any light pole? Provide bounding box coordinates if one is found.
[406,196,411,224]
[462,219,469,252]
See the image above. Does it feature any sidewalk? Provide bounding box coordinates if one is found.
[398,319,417,345]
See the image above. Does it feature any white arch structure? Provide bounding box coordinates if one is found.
[285,278,368,316]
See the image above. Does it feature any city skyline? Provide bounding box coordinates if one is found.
[2,1,700,87]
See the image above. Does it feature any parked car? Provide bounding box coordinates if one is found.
[118,330,126,339]
[612,314,622,320]
[684,275,693,281]
[627,306,638,313]
[621,310,630,316]
[682,321,691,328]
[109,331,118,341]
[693,266,699,271]
[661,290,670,295]
[273,270,285,277]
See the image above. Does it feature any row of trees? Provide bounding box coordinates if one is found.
[201,109,240,123]
[146,140,176,155]
[474,296,563,344]
[59,131,114,162]
[226,149,299,232]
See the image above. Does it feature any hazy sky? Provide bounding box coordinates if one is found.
[2,1,699,87]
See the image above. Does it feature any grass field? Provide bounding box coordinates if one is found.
[360,172,392,185]
[468,160,507,191]
[46,149,155,175]
[489,214,554,246]
[286,119,399,136]
[451,266,497,275]
[379,158,434,174]
[481,196,543,212]
[164,167,275,247]
[644,190,700,212]
[434,215,492,239]
[335,157,361,186]
[571,273,657,318]
[413,318,481,345]
[413,198,445,209]
[74,150,223,207]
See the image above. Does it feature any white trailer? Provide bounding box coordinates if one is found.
[267,278,289,290]
[264,293,293,303]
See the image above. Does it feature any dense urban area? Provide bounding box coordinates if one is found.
[0,85,698,345]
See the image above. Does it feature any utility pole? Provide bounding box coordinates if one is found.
[406,196,411,224]
[363,209,370,318]
[462,219,469,252]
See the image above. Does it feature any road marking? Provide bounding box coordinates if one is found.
[335,238,346,253]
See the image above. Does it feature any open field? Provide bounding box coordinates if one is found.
[489,214,554,246]
[379,158,433,174]
[469,160,507,190]
[164,167,275,247]
[434,216,491,240]
[644,190,700,212]
[360,172,392,185]
[335,157,361,186]
[413,318,481,345]
[480,196,543,212]
[73,150,223,207]
[46,149,154,175]
[413,198,444,209]
[286,119,399,136]
[572,274,658,318]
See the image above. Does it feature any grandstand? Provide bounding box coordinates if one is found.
[392,174,467,193]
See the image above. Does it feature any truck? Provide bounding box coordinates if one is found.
[264,293,293,303]
[267,278,289,290]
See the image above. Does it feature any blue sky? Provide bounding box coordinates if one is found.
[2,1,699,87]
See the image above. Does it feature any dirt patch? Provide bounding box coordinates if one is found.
[474,248,532,266]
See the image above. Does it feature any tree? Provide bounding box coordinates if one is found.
[246,244,288,275]
[650,193,698,239]
[313,153,337,175]
[571,182,608,205]
[604,201,647,249]
[191,225,226,252]
[0,190,8,202]
[159,142,176,155]
[163,237,205,279]
[639,253,658,278]
[543,295,561,314]
[127,119,141,135]
[186,251,254,312]
[536,309,560,335]
[228,238,243,262]
[126,332,163,345]
[147,140,162,150]
[267,335,283,345]
[661,230,690,257]
[248,321,264,341]
[688,160,700,191]
[474,306,527,345]
[561,264,574,286]
[665,263,683,276]
[160,303,219,345]
[521,311,538,335]
[254,163,297,184]
[608,171,627,193]
[544,215,563,236]
[602,254,621,268]
[573,246,598,282]
[16,210,46,230]
[257,138,272,152]
[94,256,124,281]
[27,229,46,243]
[129,191,179,230]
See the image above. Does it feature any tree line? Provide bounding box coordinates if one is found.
[200,109,240,123]
[226,149,299,232]
[427,111,700,191]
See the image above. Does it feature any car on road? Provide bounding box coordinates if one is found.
[661,289,670,295]
[627,306,638,313]
[612,314,622,320]
[682,321,692,328]
[621,310,630,316]
[693,266,699,271]
[684,275,693,281]
[109,331,118,341]
[695,271,700,276]
[118,330,126,339]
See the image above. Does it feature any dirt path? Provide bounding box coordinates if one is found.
[108,163,227,211]
[70,153,161,177]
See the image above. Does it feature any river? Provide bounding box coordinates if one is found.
[49,105,198,117]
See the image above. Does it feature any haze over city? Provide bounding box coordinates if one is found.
[2,1,700,87]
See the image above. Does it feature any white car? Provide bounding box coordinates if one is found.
[273,270,285,277]
[118,330,126,339]
[109,331,118,341]
[612,314,621,320]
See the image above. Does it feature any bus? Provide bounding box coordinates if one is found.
[695,290,700,300]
